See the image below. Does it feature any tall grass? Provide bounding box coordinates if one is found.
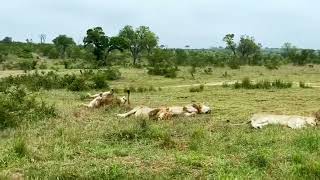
[232,77,292,89]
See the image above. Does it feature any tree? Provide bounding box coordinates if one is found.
[83,27,124,66]
[39,34,46,44]
[223,34,237,56]
[52,35,75,59]
[1,37,13,43]
[143,30,158,55]
[119,25,158,65]
[237,35,261,64]
[281,43,297,59]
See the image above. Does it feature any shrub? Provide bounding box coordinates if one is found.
[299,81,311,89]
[91,71,109,89]
[148,86,156,92]
[129,86,136,93]
[264,59,280,70]
[0,86,56,129]
[271,79,292,89]
[18,59,37,72]
[13,138,28,158]
[222,82,230,88]
[232,77,292,89]
[221,71,231,78]
[189,85,205,93]
[137,86,147,93]
[102,68,121,80]
[228,57,241,69]
[147,49,178,78]
[66,77,88,91]
[0,71,112,92]
[204,67,213,75]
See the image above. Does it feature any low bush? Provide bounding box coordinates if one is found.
[189,84,204,93]
[299,81,311,89]
[0,86,56,129]
[18,59,37,72]
[147,49,178,78]
[232,77,292,89]
[204,67,213,75]
[0,69,117,92]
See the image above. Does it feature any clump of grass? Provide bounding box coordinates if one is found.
[148,86,156,92]
[137,86,148,93]
[247,151,269,169]
[271,79,292,89]
[13,137,28,158]
[221,71,231,78]
[189,84,205,93]
[159,133,176,149]
[129,86,136,93]
[222,82,230,88]
[299,81,311,89]
[189,129,206,151]
[233,77,292,89]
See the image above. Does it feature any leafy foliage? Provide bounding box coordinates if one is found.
[0,86,56,129]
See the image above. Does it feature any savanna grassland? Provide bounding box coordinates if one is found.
[1,65,320,179]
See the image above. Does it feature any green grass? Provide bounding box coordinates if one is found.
[0,65,320,178]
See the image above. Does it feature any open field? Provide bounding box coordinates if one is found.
[1,65,320,179]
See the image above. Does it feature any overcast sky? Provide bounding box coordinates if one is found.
[1,0,319,49]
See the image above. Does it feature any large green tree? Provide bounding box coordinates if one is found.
[52,35,75,59]
[237,35,261,60]
[119,25,158,65]
[223,34,237,56]
[83,27,124,66]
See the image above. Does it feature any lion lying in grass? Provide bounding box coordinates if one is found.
[83,89,129,108]
[250,110,320,129]
[117,103,211,120]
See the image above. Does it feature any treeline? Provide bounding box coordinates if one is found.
[1,26,320,74]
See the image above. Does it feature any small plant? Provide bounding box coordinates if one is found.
[189,85,205,93]
[13,138,28,158]
[222,71,231,78]
[228,58,241,69]
[299,81,311,89]
[148,86,156,92]
[129,86,136,93]
[137,86,147,93]
[0,86,56,129]
[232,78,292,89]
[222,82,230,88]
[204,67,213,75]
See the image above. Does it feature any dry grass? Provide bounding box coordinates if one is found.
[1,65,320,178]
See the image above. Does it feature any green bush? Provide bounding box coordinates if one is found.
[102,68,121,80]
[228,57,241,69]
[232,77,292,89]
[0,86,56,129]
[189,85,205,93]
[91,71,109,89]
[18,59,37,72]
[147,49,178,78]
[299,81,311,89]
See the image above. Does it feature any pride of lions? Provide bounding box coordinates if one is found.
[82,89,320,129]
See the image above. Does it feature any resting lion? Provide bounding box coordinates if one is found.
[83,89,129,108]
[117,103,211,120]
[250,111,320,129]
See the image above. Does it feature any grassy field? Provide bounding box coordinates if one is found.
[1,65,320,179]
